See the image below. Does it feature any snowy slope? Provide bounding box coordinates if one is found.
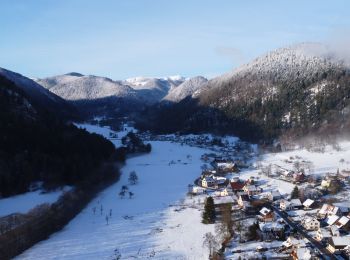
[199,42,348,102]
[17,124,214,260]
[163,76,208,102]
[36,74,138,101]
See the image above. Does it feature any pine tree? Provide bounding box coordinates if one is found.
[202,196,216,224]
[291,185,299,199]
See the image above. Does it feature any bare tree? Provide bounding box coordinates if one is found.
[203,232,219,257]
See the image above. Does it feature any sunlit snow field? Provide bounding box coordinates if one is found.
[17,124,214,259]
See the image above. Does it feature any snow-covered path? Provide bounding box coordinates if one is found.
[17,128,214,259]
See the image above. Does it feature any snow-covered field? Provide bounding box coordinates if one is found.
[17,125,214,260]
[0,187,70,217]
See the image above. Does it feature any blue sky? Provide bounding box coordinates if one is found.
[0,0,349,79]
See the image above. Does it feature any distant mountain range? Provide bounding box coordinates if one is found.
[2,42,350,142]
[35,73,208,105]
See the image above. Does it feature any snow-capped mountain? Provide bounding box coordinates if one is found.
[124,76,185,103]
[138,43,350,141]
[0,68,76,118]
[36,73,138,101]
[163,76,208,102]
[36,74,187,104]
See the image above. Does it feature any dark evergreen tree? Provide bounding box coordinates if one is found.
[291,186,299,199]
[202,196,216,224]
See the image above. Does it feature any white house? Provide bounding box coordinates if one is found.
[201,177,216,188]
[318,204,340,218]
[280,199,302,211]
[302,217,320,231]
[327,237,350,254]
[315,228,332,242]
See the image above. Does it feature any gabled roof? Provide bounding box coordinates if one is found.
[326,215,339,226]
[290,199,302,206]
[303,199,314,207]
[230,180,246,190]
[336,216,350,227]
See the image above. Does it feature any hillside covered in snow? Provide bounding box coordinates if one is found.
[36,73,188,104]
[138,43,350,142]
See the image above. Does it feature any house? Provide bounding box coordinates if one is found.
[257,191,282,202]
[259,222,285,240]
[188,185,205,194]
[293,172,306,183]
[237,194,251,209]
[258,207,274,222]
[213,195,235,206]
[321,179,331,189]
[212,176,227,186]
[291,247,312,260]
[230,177,246,192]
[302,199,315,209]
[318,204,341,218]
[212,159,236,173]
[327,236,350,254]
[201,177,216,188]
[330,225,340,237]
[282,236,306,248]
[301,217,320,231]
[243,185,262,196]
[280,199,302,211]
[216,188,229,197]
[333,202,350,216]
[326,215,340,226]
[271,190,283,200]
[335,216,350,230]
[315,228,332,243]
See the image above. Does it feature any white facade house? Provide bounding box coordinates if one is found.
[302,217,320,231]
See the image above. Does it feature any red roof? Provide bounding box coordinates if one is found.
[230,181,246,191]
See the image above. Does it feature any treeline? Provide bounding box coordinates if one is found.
[0,75,116,197]
[134,97,265,143]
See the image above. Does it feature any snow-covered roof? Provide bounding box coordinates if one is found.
[290,199,302,206]
[331,236,350,246]
[213,196,234,205]
[336,216,350,227]
[326,215,339,226]
[303,199,314,207]
[303,217,318,224]
[259,207,271,216]
[296,247,311,260]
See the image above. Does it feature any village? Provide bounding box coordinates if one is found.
[154,133,350,260]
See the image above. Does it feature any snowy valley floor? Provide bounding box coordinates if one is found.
[17,126,214,259]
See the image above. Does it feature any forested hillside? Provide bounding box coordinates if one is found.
[0,75,116,197]
[136,43,350,143]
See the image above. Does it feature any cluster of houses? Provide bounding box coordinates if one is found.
[188,150,350,259]
[276,198,350,258]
